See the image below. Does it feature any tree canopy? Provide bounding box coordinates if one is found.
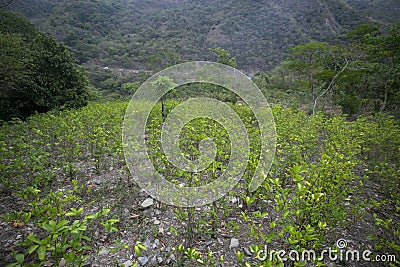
[263,23,400,117]
[0,9,89,121]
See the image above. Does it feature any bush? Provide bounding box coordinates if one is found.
[0,9,89,121]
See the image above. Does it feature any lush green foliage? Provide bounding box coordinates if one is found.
[0,9,89,121]
[260,23,400,117]
[1,102,126,266]
[1,101,398,266]
[0,1,399,266]
[5,1,399,108]
[7,0,391,70]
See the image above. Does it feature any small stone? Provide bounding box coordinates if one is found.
[123,260,133,267]
[143,239,151,249]
[244,247,252,256]
[100,235,107,242]
[157,257,163,264]
[169,253,176,262]
[98,248,109,256]
[58,258,67,267]
[0,204,6,213]
[153,239,160,249]
[141,198,154,208]
[138,256,149,266]
[143,209,152,215]
[229,238,239,249]
[158,226,164,236]
[154,219,161,225]
[123,209,130,217]
[150,256,157,265]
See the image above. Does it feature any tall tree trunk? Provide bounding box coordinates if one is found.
[380,82,388,113]
[312,59,349,116]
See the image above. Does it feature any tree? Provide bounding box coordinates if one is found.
[285,42,329,96]
[269,23,400,117]
[209,47,237,68]
[151,76,177,122]
[209,47,238,103]
[0,9,88,121]
[335,23,400,115]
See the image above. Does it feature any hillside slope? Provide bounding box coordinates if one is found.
[6,0,398,71]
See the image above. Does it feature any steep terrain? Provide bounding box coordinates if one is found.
[346,0,400,23]
[7,0,396,71]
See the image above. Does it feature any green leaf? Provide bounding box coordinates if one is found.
[283,210,290,218]
[27,244,39,255]
[41,222,53,232]
[37,245,46,261]
[15,254,24,263]
[27,234,42,245]
[137,243,147,251]
[134,246,141,257]
[66,207,83,216]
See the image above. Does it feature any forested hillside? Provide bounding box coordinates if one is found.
[7,0,398,71]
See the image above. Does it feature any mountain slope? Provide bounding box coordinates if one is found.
[345,0,400,23]
[6,0,398,71]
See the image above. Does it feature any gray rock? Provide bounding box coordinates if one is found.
[58,258,67,267]
[123,209,130,217]
[244,247,252,256]
[169,253,176,262]
[157,257,163,264]
[149,256,157,265]
[123,260,133,267]
[143,209,152,215]
[98,248,109,256]
[229,238,239,249]
[153,239,160,249]
[154,219,161,225]
[141,198,154,208]
[138,256,149,266]
[143,239,151,249]
[0,204,7,214]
